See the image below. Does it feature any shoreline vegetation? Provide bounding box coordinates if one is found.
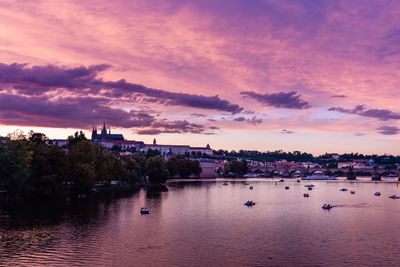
[0,131,201,203]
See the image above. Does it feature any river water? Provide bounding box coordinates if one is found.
[1,178,400,266]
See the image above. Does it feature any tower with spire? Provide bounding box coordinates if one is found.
[91,126,98,141]
[91,123,124,142]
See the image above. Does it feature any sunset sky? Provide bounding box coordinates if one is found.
[1,0,400,155]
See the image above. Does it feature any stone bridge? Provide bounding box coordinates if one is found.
[249,166,400,181]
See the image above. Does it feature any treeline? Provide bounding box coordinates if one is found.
[0,131,201,201]
[213,149,400,165]
[213,150,314,163]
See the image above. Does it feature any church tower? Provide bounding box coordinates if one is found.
[91,126,97,141]
[101,122,107,140]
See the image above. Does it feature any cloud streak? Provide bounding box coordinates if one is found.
[137,120,218,135]
[329,105,400,121]
[241,91,310,109]
[377,126,400,135]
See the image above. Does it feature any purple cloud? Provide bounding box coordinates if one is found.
[234,116,246,122]
[0,93,154,129]
[329,105,400,121]
[233,116,262,125]
[280,129,294,134]
[377,126,400,135]
[0,63,243,114]
[241,91,310,109]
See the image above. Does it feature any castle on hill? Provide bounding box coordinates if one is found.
[88,123,212,157]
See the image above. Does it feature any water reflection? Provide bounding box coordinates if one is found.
[1,179,400,266]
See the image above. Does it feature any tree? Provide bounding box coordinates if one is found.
[146,148,161,159]
[228,159,248,177]
[166,156,202,178]
[145,156,169,184]
[67,131,87,148]
[67,140,96,192]
[191,160,202,177]
[111,145,121,152]
[0,136,33,198]
[131,152,146,178]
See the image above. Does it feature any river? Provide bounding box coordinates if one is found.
[1,178,400,266]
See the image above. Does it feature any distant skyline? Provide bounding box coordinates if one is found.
[1,0,400,154]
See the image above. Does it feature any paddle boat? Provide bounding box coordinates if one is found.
[303,193,309,198]
[340,188,348,192]
[140,207,149,214]
[285,186,290,190]
[389,195,400,199]
[249,186,253,190]
[322,204,332,210]
[244,200,256,206]
[374,192,381,196]
[350,191,355,194]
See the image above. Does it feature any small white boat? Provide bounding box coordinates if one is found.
[249,186,253,190]
[350,191,355,194]
[340,188,348,192]
[322,204,333,210]
[303,193,309,198]
[285,186,289,190]
[374,192,381,196]
[140,208,149,214]
[389,195,400,199]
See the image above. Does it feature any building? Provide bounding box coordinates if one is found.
[190,144,213,156]
[91,123,124,142]
[198,160,218,178]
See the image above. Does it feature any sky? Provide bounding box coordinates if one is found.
[1,0,400,155]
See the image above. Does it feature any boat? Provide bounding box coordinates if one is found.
[340,188,348,192]
[249,186,253,190]
[374,192,381,196]
[389,195,400,199]
[303,193,309,197]
[244,201,256,206]
[308,187,313,191]
[223,183,229,186]
[244,182,250,185]
[304,184,315,188]
[285,186,289,190]
[279,179,284,182]
[322,204,332,210]
[297,179,301,183]
[350,191,355,194]
[302,174,337,180]
[140,208,149,214]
